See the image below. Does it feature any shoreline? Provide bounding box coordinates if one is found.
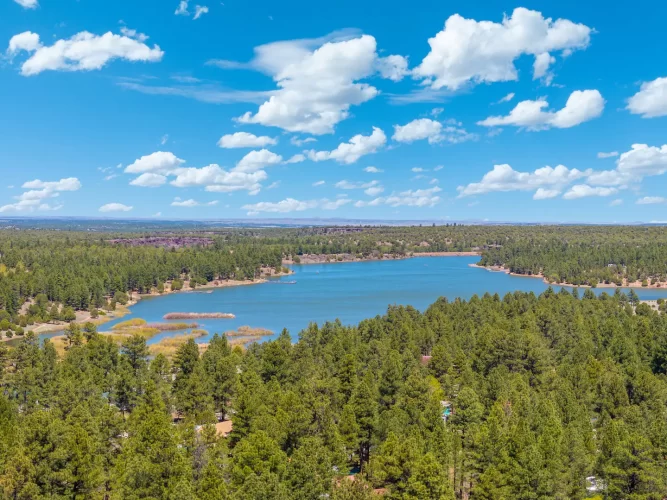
[14,271,293,340]
[283,251,480,265]
[469,263,666,290]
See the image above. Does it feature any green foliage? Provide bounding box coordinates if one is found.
[1,255,667,498]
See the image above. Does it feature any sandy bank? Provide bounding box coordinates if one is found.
[470,263,666,289]
[283,251,480,265]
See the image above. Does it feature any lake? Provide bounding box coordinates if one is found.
[77,256,667,346]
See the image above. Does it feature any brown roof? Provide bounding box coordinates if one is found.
[215,420,233,437]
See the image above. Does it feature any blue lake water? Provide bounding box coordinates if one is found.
[79,256,667,345]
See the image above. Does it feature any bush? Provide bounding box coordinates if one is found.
[171,279,183,291]
[113,291,129,305]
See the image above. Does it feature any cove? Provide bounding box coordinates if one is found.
[84,256,667,345]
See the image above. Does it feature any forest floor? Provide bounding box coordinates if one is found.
[470,263,666,289]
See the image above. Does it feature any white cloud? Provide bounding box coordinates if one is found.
[221,32,405,134]
[170,164,266,195]
[175,0,189,15]
[290,136,317,147]
[8,32,41,53]
[365,186,384,196]
[585,170,633,187]
[498,93,515,104]
[22,177,81,191]
[478,90,605,130]
[533,188,561,200]
[393,118,443,144]
[609,199,623,206]
[364,166,383,173]
[412,167,425,173]
[267,181,280,189]
[457,164,588,197]
[125,151,185,174]
[597,151,618,159]
[627,77,667,118]
[433,165,444,171]
[235,149,282,173]
[7,30,163,76]
[636,196,666,205]
[376,54,409,82]
[306,127,386,164]
[393,118,476,144]
[99,203,133,212]
[218,132,277,148]
[129,173,167,187]
[356,186,442,208]
[124,150,272,195]
[242,197,350,214]
[617,144,667,177]
[413,8,591,90]
[335,180,379,190]
[285,154,306,164]
[533,52,556,84]
[562,185,618,200]
[13,0,38,9]
[431,107,444,117]
[161,134,169,145]
[313,180,325,186]
[193,5,209,19]
[171,198,218,207]
[119,27,149,43]
[0,177,79,213]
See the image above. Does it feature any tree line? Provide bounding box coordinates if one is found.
[1,288,666,498]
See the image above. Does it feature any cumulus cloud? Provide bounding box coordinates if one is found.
[234,149,282,173]
[562,185,618,200]
[356,186,442,208]
[364,166,383,173]
[335,180,379,190]
[242,197,351,215]
[533,188,561,200]
[129,173,167,187]
[307,127,386,164]
[7,30,163,76]
[365,186,385,196]
[125,151,185,174]
[477,90,605,130]
[123,149,279,195]
[392,118,476,144]
[413,8,591,90]
[457,164,589,197]
[171,198,218,207]
[627,77,667,118]
[99,203,133,212]
[0,177,80,213]
[636,196,666,205]
[13,0,38,9]
[617,144,667,178]
[213,32,405,134]
[533,52,556,84]
[218,132,277,148]
[597,151,619,159]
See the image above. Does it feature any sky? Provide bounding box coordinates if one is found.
[2,0,667,223]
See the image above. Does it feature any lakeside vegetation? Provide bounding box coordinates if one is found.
[1,289,666,498]
[2,225,667,336]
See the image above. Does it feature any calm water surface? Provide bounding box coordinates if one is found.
[78,256,667,345]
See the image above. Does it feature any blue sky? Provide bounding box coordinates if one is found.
[2,0,667,222]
